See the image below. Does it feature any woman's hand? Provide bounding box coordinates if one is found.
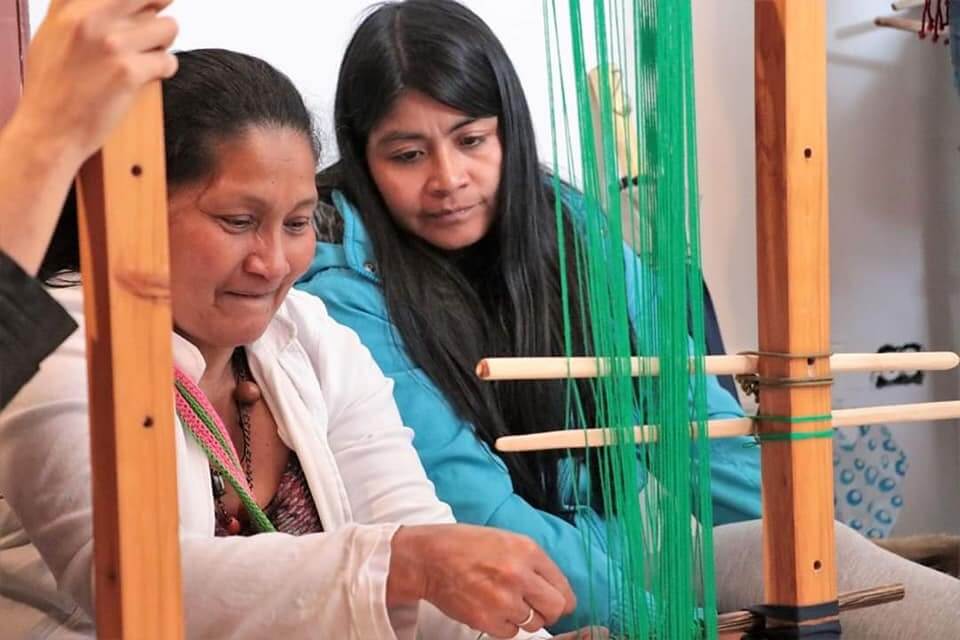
[388,524,577,638]
[11,0,179,166]
[0,0,179,274]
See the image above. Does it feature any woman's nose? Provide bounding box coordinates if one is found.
[427,148,468,195]
[245,233,291,281]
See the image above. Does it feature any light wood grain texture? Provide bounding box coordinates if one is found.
[717,584,904,636]
[77,82,184,640]
[876,16,922,33]
[476,351,958,380]
[495,400,960,451]
[586,65,649,251]
[755,0,837,614]
[891,1,925,11]
[587,67,641,183]
[874,16,938,36]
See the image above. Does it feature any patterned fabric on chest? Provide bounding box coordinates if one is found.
[215,452,324,537]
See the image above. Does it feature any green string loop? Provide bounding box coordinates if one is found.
[743,413,836,447]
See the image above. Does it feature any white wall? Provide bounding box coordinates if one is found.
[29,0,569,167]
[692,2,960,536]
[29,0,960,535]
[826,3,960,535]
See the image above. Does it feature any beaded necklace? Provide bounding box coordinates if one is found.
[174,354,275,534]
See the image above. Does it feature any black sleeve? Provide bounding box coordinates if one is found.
[0,252,78,408]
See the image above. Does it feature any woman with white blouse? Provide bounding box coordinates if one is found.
[0,48,594,640]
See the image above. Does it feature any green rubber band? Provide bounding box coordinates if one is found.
[752,413,833,425]
[744,414,835,446]
[755,428,836,442]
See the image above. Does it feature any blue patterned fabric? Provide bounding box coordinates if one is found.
[833,425,908,539]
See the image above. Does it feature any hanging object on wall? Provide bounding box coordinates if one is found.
[875,2,960,96]
[873,343,925,388]
[874,1,949,42]
[921,0,950,40]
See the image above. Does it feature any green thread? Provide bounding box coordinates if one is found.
[753,413,833,425]
[745,414,835,446]
[546,0,717,635]
[755,429,836,443]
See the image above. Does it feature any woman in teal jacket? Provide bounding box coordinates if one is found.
[296,2,760,631]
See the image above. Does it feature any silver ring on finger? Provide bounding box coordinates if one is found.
[519,606,535,627]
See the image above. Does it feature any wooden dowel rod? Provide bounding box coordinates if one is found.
[717,584,905,634]
[875,16,922,33]
[836,400,960,425]
[875,15,946,37]
[475,351,959,381]
[495,400,960,452]
[891,0,925,11]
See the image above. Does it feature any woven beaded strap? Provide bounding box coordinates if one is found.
[174,368,275,533]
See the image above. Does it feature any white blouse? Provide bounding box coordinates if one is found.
[0,287,548,639]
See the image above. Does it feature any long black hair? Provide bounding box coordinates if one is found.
[325,0,597,516]
[39,48,317,284]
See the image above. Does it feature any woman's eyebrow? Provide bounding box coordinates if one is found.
[200,192,318,214]
[446,116,480,134]
[375,116,488,147]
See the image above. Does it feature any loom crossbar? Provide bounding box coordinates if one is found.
[717,584,905,637]
[476,351,959,380]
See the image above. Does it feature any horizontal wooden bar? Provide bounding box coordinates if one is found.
[475,351,959,381]
[717,584,905,634]
[495,400,960,452]
[891,0,925,11]
[875,15,947,37]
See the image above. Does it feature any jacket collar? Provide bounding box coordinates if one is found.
[332,190,380,283]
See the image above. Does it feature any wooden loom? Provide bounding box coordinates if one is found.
[31,1,956,638]
[76,83,184,637]
[485,0,960,637]
[0,1,183,638]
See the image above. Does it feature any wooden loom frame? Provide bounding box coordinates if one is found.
[76,82,184,638]
[489,0,922,636]
[754,0,837,621]
[496,1,843,634]
[21,1,923,638]
[0,0,183,637]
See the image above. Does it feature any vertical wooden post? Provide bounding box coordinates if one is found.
[0,0,28,126]
[77,83,184,639]
[754,0,838,626]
